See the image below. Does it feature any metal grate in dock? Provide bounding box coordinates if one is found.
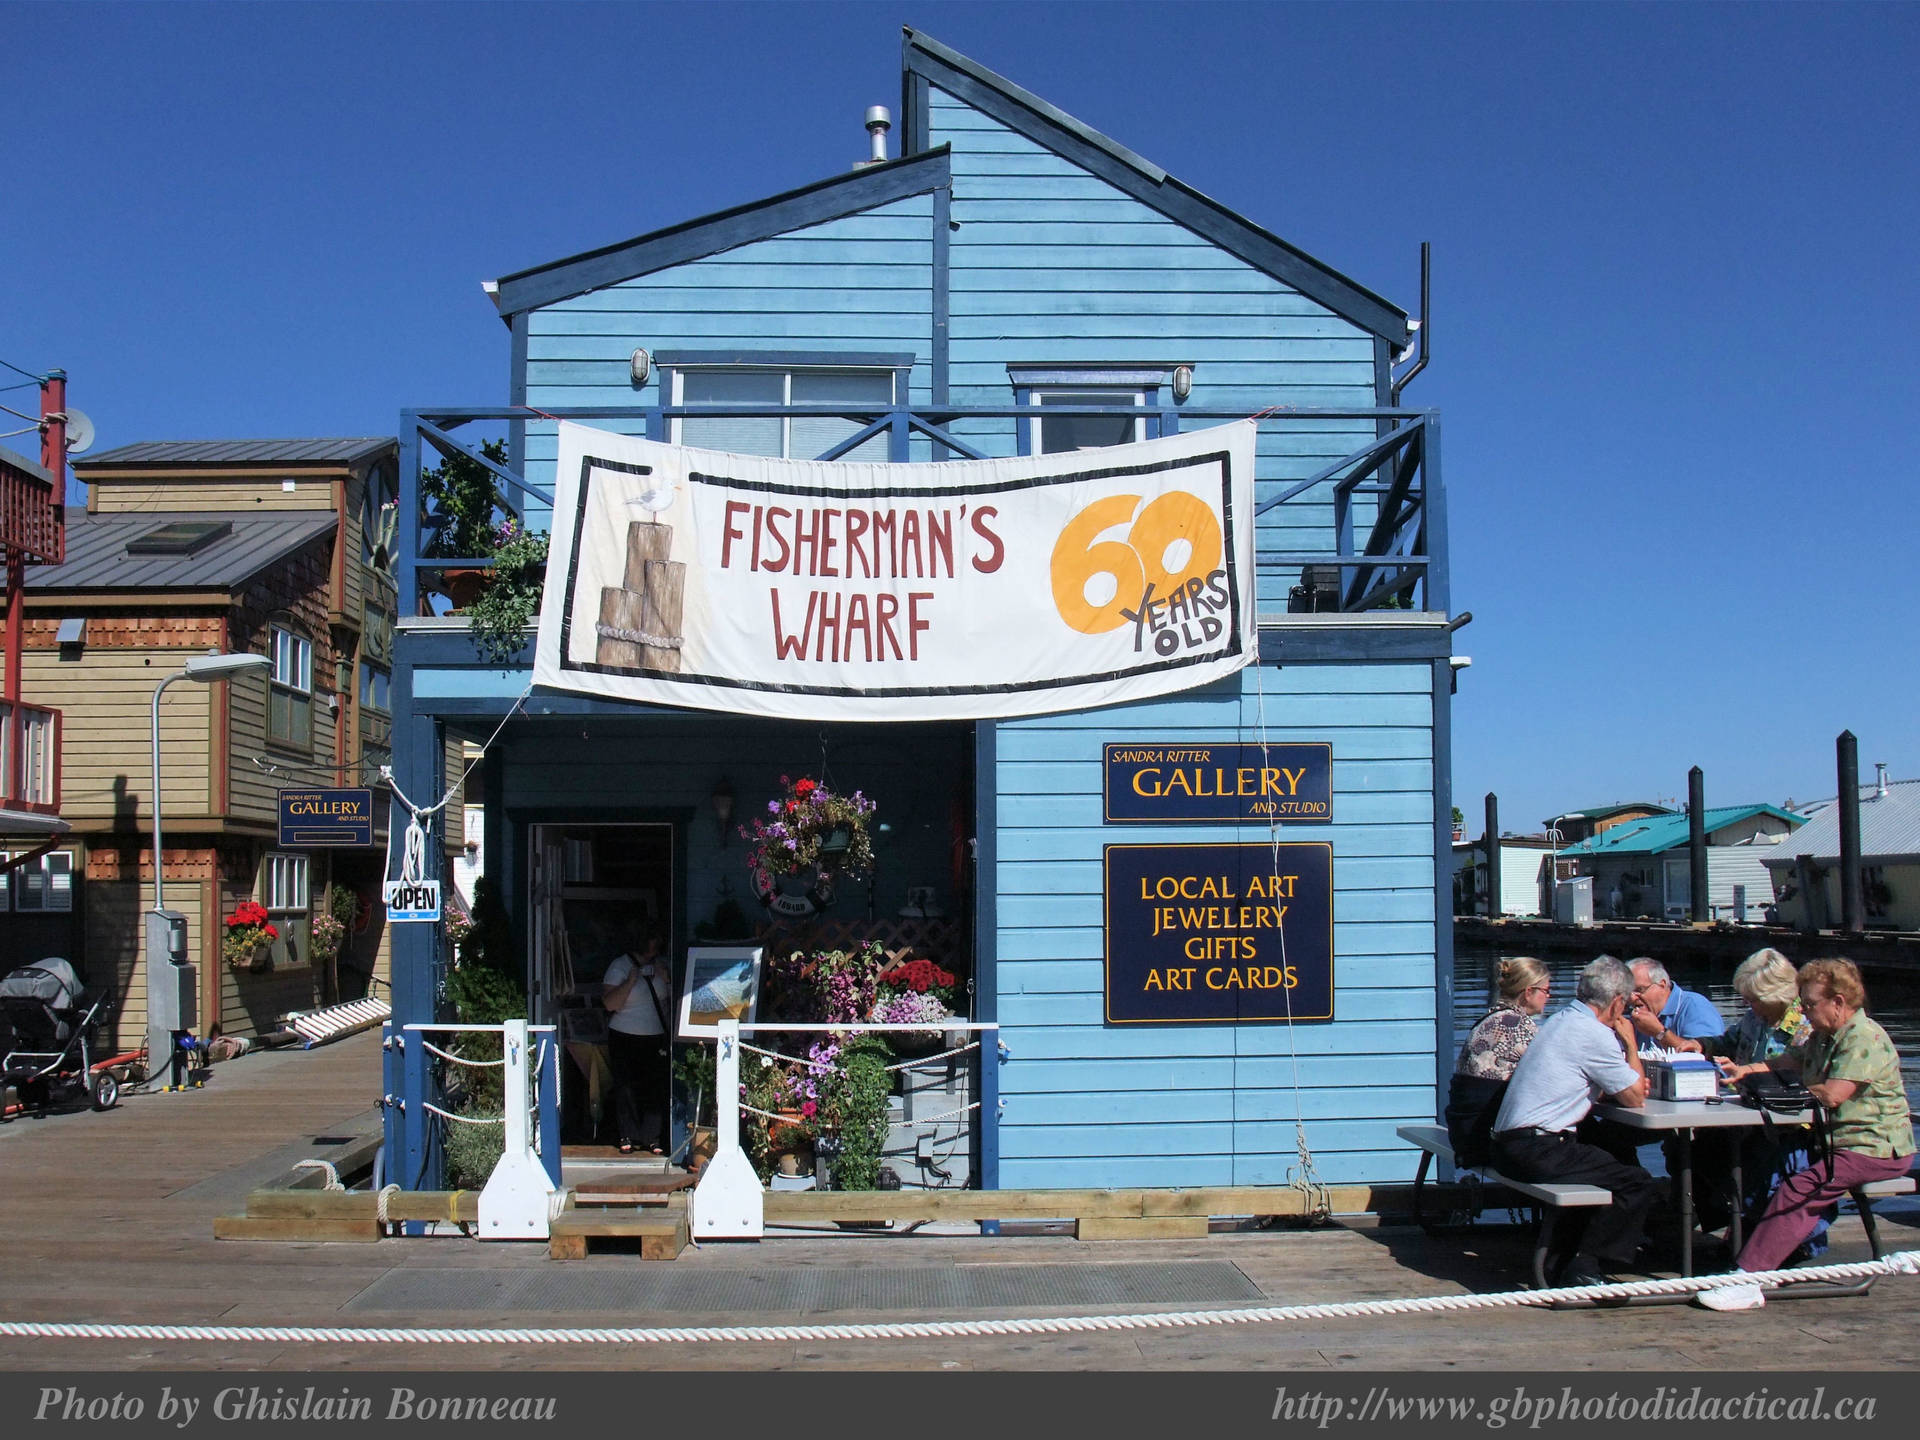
[346,1260,1264,1315]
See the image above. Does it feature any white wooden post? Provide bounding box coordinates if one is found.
[478,1018,559,1240]
[691,1019,764,1239]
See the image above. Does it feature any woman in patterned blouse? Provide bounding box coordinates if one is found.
[1458,957,1553,1079]
[1444,957,1551,1163]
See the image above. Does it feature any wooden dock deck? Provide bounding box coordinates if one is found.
[2,1028,1916,1371]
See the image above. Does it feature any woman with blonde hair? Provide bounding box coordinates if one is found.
[1445,956,1553,1165]
[1713,948,1811,1065]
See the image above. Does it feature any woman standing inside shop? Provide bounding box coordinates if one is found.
[602,930,672,1155]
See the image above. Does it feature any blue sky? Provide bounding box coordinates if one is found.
[4,2,1915,830]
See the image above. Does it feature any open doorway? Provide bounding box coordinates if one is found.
[529,822,675,1147]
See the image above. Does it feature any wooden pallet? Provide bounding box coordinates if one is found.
[549,1196,689,1261]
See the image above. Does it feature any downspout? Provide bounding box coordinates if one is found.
[1389,244,1430,404]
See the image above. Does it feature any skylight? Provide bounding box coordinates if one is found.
[126,521,234,555]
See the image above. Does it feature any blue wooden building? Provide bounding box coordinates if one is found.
[386,31,1456,1195]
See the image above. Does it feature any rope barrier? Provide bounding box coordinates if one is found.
[883,1041,977,1074]
[420,1039,504,1067]
[421,1102,503,1127]
[4,1252,1912,1346]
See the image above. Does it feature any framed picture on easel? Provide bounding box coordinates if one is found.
[677,945,764,1038]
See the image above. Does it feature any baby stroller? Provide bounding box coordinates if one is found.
[0,958,119,1116]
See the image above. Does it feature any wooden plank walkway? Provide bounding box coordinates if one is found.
[2,1028,1917,1370]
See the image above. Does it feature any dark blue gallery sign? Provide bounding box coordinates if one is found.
[277,788,374,847]
[1103,742,1332,823]
[1104,842,1333,1024]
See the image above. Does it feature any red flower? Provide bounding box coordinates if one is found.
[227,901,273,930]
[793,778,818,797]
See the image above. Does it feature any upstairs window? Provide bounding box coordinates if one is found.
[359,662,390,715]
[268,625,313,749]
[1012,366,1180,456]
[1032,389,1148,454]
[672,363,900,461]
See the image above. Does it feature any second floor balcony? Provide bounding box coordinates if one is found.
[397,400,1445,656]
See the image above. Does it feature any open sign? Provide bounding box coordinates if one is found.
[384,879,441,923]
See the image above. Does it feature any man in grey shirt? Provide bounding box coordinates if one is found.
[1492,955,1655,1286]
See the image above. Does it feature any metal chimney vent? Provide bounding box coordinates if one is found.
[859,105,891,166]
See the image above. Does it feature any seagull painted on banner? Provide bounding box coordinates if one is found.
[628,475,677,514]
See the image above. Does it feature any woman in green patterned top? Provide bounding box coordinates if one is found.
[1698,958,1915,1311]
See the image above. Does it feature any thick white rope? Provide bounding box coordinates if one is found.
[421,1102,503,1127]
[884,1041,977,1074]
[2,1252,1911,1345]
[420,1039,504,1067]
[291,1161,345,1192]
[375,1184,401,1226]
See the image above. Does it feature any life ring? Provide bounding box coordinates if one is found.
[755,868,835,918]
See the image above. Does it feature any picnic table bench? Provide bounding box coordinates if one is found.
[1397,1122,1916,1297]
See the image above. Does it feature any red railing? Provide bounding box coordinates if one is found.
[0,450,63,565]
[0,700,61,813]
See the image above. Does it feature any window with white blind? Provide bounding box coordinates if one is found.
[267,852,310,914]
[674,367,897,461]
[269,625,313,749]
[10,851,73,913]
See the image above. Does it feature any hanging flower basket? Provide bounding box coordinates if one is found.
[742,776,875,912]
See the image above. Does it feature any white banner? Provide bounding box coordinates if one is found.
[532,420,1257,721]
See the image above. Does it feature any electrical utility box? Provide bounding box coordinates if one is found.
[144,909,196,1057]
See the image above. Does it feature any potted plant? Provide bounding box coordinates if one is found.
[464,516,549,665]
[421,437,509,610]
[740,775,877,913]
[221,901,279,972]
[310,884,354,968]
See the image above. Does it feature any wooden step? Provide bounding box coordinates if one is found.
[214,1214,380,1243]
[548,1209,688,1261]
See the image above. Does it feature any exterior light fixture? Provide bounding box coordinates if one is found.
[1171,365,1193,401]
[711,777,734,846]
[630,349,652,388]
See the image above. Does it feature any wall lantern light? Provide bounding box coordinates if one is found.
[1171,365,1194,401]
[711,777,734,846]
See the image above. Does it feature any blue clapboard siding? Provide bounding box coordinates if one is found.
[518,194,936,529]
[930,89,1380,605]
[991,658,1439,1188]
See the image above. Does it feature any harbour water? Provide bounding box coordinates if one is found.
[1452,941,1920,1113]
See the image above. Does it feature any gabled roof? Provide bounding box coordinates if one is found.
[489,148,953,319]
[900,28,1410,347]
[1545,802,1675,827]
[24,510,338,591]
[1760,779,1920,866]
[1556,804,1804,859]
[74,438,393,469]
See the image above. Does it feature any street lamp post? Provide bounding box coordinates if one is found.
[147,651,272,1085]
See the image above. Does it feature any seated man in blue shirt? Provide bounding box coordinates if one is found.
[1492,955,1657,1287]
[1628,958,1725,1053]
